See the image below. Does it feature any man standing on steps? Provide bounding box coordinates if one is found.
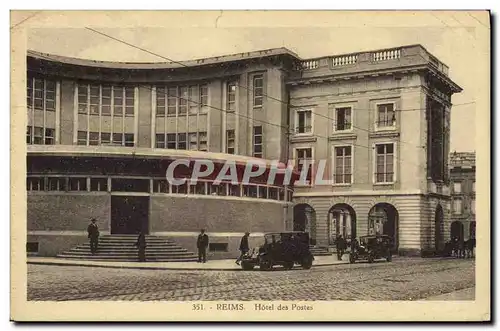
[197,229,209,263]
[135,231,147,262]
[87,218,99,255]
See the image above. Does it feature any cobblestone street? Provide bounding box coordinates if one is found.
[27,258,475,301]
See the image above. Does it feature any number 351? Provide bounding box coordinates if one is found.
[192,304,204,311]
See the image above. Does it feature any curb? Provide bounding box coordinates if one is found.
[27,260,346,271]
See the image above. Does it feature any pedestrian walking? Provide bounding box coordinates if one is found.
[197,229,209,263]
[135,231,147,262]
[235,232,250,265]
[336,235,347,261]
[87,218,100,254]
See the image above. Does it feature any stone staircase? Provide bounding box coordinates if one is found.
[309,245,332,256]
[57,235,199,262]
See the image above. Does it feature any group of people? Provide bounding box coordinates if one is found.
[445,235,476,258]
[87,219,251,264]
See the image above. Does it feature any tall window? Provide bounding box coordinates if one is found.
[179,87,188,115]
[453,182,462,194]
[26,126,55,145]
[226,130,235,154]
[198,132,208,152]
[156,85,208,116]
[253,126,263,158]
[472,181,475,192]
[27,77,56,111]
[453,198,463,215]
[296,148,313,185]
[296,109,312,134]
[334,146,352,184]
[27,77,57,145]
[189,86,199,115]
[78,84,134,117]
[375,143,394,183]
[334,107,352,131]
[376,103,396,128]
[227,82,237,112]
[471,198,475,215]
[253,75,263,108]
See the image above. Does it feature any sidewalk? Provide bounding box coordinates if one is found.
[424,287,475,301]
[27,255,348,271]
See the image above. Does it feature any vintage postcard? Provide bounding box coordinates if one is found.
[10,10,490,322]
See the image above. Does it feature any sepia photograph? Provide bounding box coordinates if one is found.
[10,10,490,322]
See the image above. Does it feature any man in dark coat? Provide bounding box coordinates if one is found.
[87,218,99,254]
[236,232,250,265]
[135,232,147,262]
[197,229,209,263]
[336,235,347,261]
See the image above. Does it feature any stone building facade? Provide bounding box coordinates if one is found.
[449,152,476,241]
[26,44,462,258]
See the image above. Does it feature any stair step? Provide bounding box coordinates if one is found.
[63,251,196,257]
[95,242,177,246]
[70,247,188,253]
[58,235,198,262]
[57,255,199,262]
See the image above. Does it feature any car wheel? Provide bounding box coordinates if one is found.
[283,261,294,270]
[386,254,392,262]
[349,254,356,264]
[368,254,374,263]
[301,256,313,270]
[259,259,272,271]
[241,262,254,271]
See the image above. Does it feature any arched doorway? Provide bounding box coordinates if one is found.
[368,203,399,252]
[435,204,445,251]
[293,204,317,245]
[327,204,357,245]
[469,221,476,239]
[450,221,464,241]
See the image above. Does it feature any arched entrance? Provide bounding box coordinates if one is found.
[435,204,445,251]
[327,204,357,245]
[368,203,399,252]
[469,221,476,239]
[450,221,464,241]
[293,204,317,245]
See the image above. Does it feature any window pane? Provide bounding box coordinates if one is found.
[102,86,111,97]
[125,87,134,98]
[376,145,385,155]
[124,134,134,147]
[101,132,111,144]
[168,87,178,97]
[113,133,123,145]
[167,134,176,149]
[90,178,108,192]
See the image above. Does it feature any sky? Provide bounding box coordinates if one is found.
[26,12,486,152]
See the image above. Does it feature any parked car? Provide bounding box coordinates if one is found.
[349,234,393,264]
[240,231,315,271]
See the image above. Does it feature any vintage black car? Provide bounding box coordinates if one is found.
[349,234,393,264]
[240,232,315,271]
